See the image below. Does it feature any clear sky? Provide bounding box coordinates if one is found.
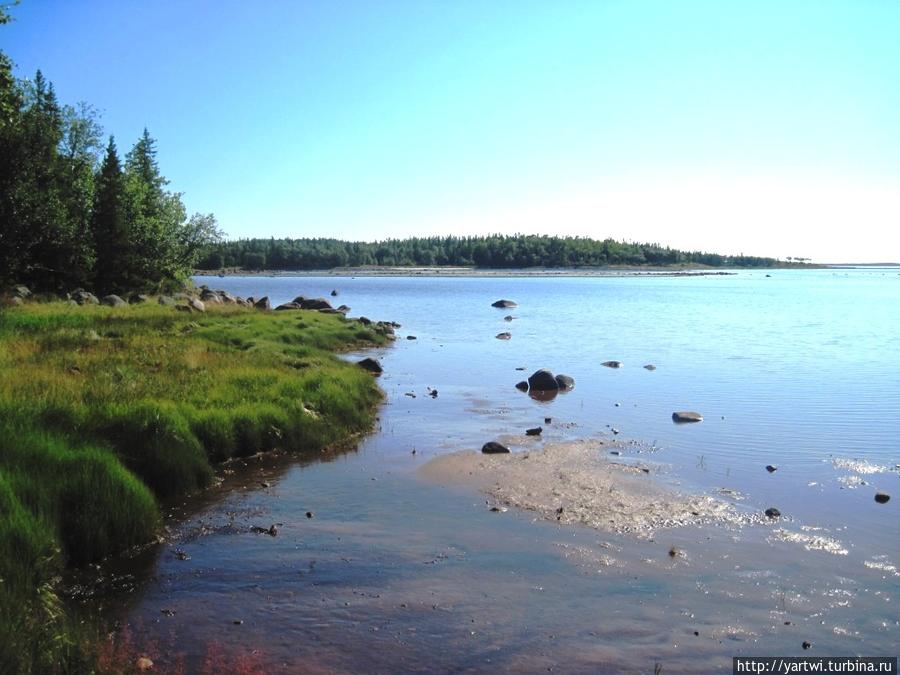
[4,0,900,262]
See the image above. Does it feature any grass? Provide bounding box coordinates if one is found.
[0,300,388,672]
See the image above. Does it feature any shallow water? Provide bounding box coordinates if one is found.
[85,270,899,672]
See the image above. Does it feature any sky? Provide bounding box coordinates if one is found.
[3,0,900,263]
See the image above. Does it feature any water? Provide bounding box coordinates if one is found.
[85,270,900,673]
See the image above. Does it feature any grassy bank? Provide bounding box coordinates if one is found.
[0,301,388,672]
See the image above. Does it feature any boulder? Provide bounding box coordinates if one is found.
[643,364,657,371]
[672,411,703,423]
[100,294,127,307]
[318,308,341,314]
[601,360,623,368]
[10,285,31,299]
[275,302,302,311]
[254,296,270,310]
[406,335,417,340]
[482,442,510,454]
[765,465,777,473]
[504,315,515,321]
[157,295,176,306]
[527,368,559,391]
[525,427,542,436]
[187,298,205,313]
[200,290,222,303]
[357,357,383,374]
[495,332,512,340]
[765,507,781,519]
[72,290,99,305]
[515,381,529,392]
[491,299,518,308]
[291,296,306,304]
[218,291,237,304]
[874,492,890,504]
[4,296,23,306]
[529,389,558,402]
[300,298,332,310]
[336,304,351,314]
[358,316,372,325]
[554,374,575,390]
[331,289,339,296]
[129,294,150,304]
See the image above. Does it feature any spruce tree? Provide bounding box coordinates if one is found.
[91,136,128,292]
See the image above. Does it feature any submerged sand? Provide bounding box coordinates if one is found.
[420,439,744,536]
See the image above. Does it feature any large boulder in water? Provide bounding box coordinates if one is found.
[491,299,517,308]
[672,411,703,423]
[527,369,560,391]
[555,374,575,391]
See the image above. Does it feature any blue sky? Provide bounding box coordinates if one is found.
[4,0,900,262]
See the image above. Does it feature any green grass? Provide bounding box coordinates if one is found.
[0,300,388,672]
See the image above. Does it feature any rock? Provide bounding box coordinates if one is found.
[200,290,222,303]
[482,442,510,454]
[765,465,777,473]
[428,388,438,398]
[129,294,150,304]
[72,289,99,305]
[802,641,811,650]
[100,294,127,307]
[495,332,512,340]
[874,492,890,504]
[291,295,306,304]
[306,511,314,518]
[528,389,558,402]
[526,427,542,436]
[504,315,515,321]
[764,507,781,519]
[173,292,192,301]
[643,364,657,370]
[515,380,529,392]
[527,369,559,391]
[157,295,176,306]
[136,656,154,671]
[357,357,383,374]
[544,417,552,424]
[491,299,518,308]
[672,411,703,423]
[601,360,622,368]
[218,291,237,304]
[358,316,372,325]
[336,304,351,314]
[254,296,270,310]
[554,374,575,390]
[331,289,339,296]
[187,297,206,313]
[275,302,302,311]
[10,285,31,299]
[4,296,23,306]
[299,298,332,310]
[407,335,417,340]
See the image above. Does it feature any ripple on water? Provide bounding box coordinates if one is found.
[864,556,900,577]
[769,528,849,556]
[832,457,893,474]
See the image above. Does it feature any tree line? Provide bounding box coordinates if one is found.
[0,13,221,294]
[199,235,785,271]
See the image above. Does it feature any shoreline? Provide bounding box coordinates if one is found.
[195,265,761,279]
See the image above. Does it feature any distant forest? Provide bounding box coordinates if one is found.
[199,235,792,271]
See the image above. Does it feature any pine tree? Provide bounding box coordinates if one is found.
[91,136,128,292]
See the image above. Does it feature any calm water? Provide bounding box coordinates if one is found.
[89,270,899,673]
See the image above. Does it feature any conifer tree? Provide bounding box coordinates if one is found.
[91,136,128,292]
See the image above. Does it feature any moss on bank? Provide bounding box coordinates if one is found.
[0,301,388,672]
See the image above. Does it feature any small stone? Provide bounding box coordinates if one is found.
[526,427,542,436]
[429,389,438,398]
[495,332,512,340]
[136,656,154,671]
[482,442,510,454]
[643,364,657,371]
[802,641,811,650]
[555,506,564,521]
[601,360,622,368]
[874,492,890,504]
[331,289,338,296]
[765,507,781,519]
[268,524,278,536]
[407,335,417,340]
[260,481,271,488]
[693,631,699,636]
[491,299,517,308]
[610,450,620,456]
[515,381,529,392]
[611,428,619,435]
[306,511,314,518]
[504,315,515,321]
[544,417,552,424]
[233,619,243,625]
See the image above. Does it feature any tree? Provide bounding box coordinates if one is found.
[91,136,128,292]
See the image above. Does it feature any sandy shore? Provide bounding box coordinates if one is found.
[420,439,747,536]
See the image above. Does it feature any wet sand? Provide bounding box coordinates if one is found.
[420,439,748,536]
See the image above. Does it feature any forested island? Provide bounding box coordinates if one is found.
[199,235,798,272]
